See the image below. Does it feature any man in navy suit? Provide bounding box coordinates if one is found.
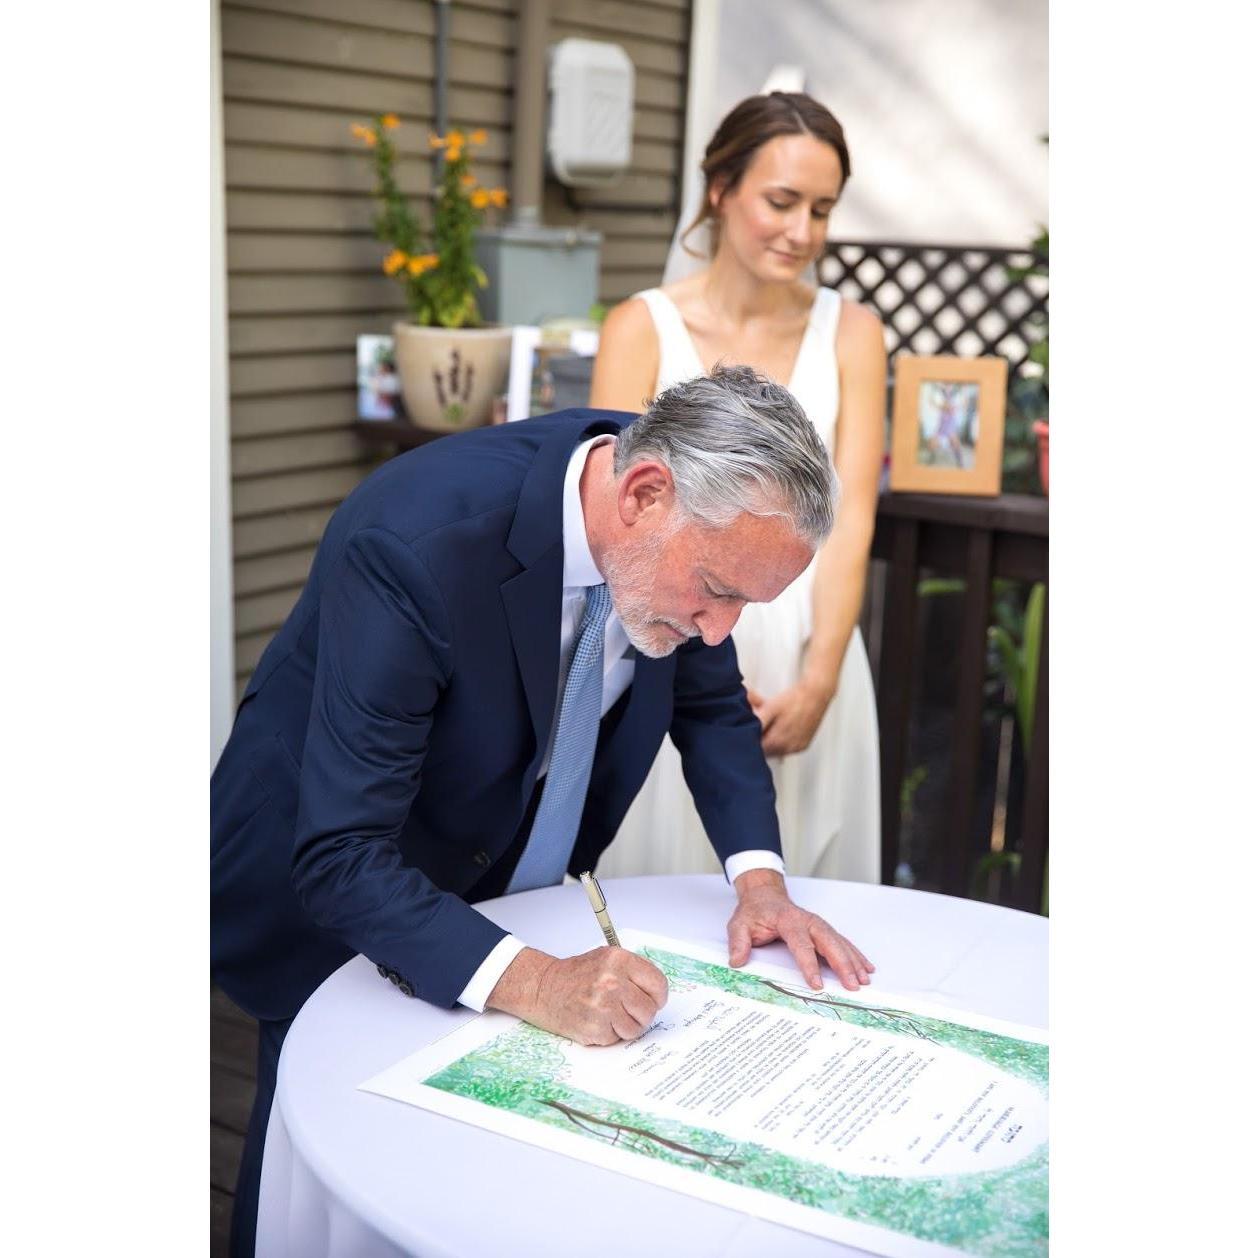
[212,366,874,1256]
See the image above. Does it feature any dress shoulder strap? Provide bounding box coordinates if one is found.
[630,288,705,389]
[632,288,686,341]
[813,284,843,342]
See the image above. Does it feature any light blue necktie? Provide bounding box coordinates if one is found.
[507,583,613,893]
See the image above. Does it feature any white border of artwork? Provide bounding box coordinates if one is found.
[506,326,601,422]
[505,326,541,422]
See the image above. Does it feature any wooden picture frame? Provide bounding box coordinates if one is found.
[890,355,1008,496]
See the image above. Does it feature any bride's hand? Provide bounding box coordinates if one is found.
[753,681,833,757]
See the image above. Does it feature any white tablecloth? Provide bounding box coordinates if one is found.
[255,876,1047,1258]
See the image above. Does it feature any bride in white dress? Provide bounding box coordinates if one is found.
[590,92,886,884]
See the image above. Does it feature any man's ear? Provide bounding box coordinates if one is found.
[617,460,675,526]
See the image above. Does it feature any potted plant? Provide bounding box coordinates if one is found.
[352,114,513,429]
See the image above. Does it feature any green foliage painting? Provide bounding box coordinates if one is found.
[424,947,1047,1256]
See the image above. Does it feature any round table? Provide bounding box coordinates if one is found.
[255,876,1047,1258]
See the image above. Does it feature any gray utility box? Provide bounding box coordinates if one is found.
[474,223,602,326]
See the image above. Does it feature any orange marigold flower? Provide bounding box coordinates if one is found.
[381,113,400,129]
[447,129,465,145]
[461,173,477,187]
[446,140,464,161]
[470,129,487,145]
[407,253,439,276]
[471,188,491,209]
[350,123,375,143]
[429,132,446,149]
[489,187,509,208]
[382,250,407,276]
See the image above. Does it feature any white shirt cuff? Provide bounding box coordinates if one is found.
[457,934,528,1012]
[723,849,786,884]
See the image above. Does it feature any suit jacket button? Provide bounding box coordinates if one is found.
[397,980,415,997]
[377,963,389,979]
[473,850,491,868]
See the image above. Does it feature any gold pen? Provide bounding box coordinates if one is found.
[579,871,621,948]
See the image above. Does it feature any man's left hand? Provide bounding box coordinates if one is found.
[727,868,874,992]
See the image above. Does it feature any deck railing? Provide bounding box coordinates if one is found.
[865,492,1048,913]
[817,239,1048,377]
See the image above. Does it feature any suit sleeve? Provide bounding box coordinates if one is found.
[291,526,508,1008]
[667,635,783,866]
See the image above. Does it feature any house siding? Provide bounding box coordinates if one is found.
[221,0,691,697]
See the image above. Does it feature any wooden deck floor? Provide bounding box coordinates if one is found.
[210,987,257,1257]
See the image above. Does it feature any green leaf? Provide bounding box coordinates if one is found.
[994,600,1021,637]
[988,625,1020,692]
[899,765,928,818]
[917,577,966,598]
[972,851,1022,899]
[1017,583,1045,754]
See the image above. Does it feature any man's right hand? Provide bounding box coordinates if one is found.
[485,946,668,1046]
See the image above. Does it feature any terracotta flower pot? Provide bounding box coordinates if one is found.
[1032,420,1049,495]
[392,322,513,430]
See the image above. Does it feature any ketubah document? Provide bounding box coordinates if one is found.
[360,931,1048,1257]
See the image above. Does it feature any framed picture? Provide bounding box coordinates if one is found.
[890,355,1008,495]
[356,334,404,421]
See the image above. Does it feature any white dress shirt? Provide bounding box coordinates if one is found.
[457,436,784,1010]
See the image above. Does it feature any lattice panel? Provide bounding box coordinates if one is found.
[817,241,1048,381]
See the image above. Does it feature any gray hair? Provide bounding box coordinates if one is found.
[613,364,838,547]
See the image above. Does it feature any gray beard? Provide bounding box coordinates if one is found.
[600,535,697,659]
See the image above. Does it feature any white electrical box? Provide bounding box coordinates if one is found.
[547,38,635,188]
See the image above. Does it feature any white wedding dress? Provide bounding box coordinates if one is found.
[597,285,882,883]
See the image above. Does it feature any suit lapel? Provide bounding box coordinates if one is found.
[499,409,628,807]
[501,543,564,791]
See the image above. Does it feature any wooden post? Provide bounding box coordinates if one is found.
[1016,592,1049,913]
[941,530,994,895]
[876,518,920,884]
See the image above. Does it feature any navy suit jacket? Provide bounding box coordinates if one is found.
[211,409,782,1022]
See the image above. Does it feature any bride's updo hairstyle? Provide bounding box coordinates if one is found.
[681,91,851,262]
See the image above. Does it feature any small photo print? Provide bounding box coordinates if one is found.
[917,380,979,469]
[890,354,1006,495]
[357,334,403,421]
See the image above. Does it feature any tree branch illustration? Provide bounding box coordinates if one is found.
[543,1100,743,1169]
[755,978,937,1042]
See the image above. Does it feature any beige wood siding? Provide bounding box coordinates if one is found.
[222,0,691,697]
